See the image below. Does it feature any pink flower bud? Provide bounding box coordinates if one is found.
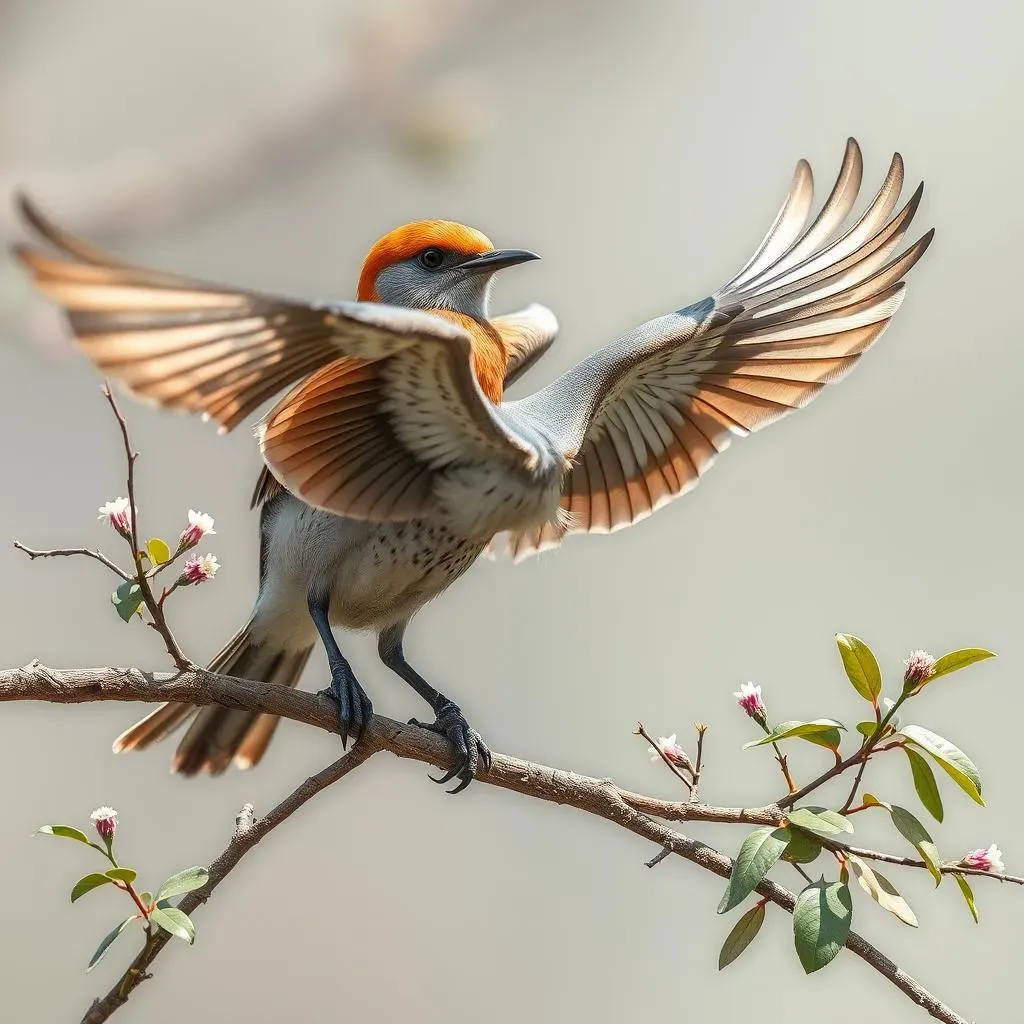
[90,806,118,842]
[178,510,216,550]
[961,843,1004,873]
[179,553,220,586]
[648,734,692,771]
[97,498,133,540]
[903,650,937,691]
[734,682,767,723]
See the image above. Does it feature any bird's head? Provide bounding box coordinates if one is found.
[357,220,539,316]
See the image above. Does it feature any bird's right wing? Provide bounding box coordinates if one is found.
[505,139,932,559]
[13,196,539,522]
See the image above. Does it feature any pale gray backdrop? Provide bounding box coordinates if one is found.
[1,1,1018,1021]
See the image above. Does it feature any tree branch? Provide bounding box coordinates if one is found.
[81,747,374,1023]
[12,542,132,581]
[2,661,974,1024]
[101,384,194,671]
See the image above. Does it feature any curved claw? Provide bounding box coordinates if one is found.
[318,665,373,750]
[430,765,462,786]
[409,702,490,794]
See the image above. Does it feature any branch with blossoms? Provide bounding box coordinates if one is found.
[3,388,1012,1024]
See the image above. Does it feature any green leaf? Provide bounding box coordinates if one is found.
[903,746,944,822]
[797,727,844,751]
[717,828,791,914]
[835,634,882,703]
[954,874,979,924]
[929,648,996,683]
[889,806,942,886]
[781,830,823,865]
[35,824,95,846]
[787,808,853,837]
[846,854,918,926]
[111,581,144,623]
[806,807,854,834]
[156,866,209,902]
[150,906,195,944]
[793,879,853,974]
[138,891,153,907]
[105,868,137,884]
[718,903,765,970]
[743,720,845,749]
[86,916,138,972]
[146,537,172,565]
[71,873,114,903]
[900,725,984,806]
[856,721,878,739]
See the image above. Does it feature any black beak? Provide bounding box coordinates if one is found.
[459,248,540,274]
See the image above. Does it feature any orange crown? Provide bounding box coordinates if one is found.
[357,220,493,301]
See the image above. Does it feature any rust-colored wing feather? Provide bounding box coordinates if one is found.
[13,195,537,522]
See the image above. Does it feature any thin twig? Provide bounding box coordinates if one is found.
[645,844,673,869]
[689,723,707,803]
[100,385,193,670]
[839,699,906,812]
[13,542,132,582]
[635,721,693,791]
[831,843,1024,886]
[771,740,797,794]
[780,702,905,811]
[792,863,815,884]
[81,747,373,1023]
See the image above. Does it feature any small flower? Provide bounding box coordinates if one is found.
[962,843,1004,873]
[180,553,220,586]
[648,733,692,770]
[97,498,133,539]
[734,682,767,722]
[903,650,937,692]
[90,806,118,842]
[178,510,216,550]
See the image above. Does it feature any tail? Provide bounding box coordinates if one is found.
[112,619,313,776]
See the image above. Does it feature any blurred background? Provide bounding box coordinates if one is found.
[0,0,1018,1020]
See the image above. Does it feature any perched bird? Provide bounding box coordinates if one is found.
[14,138,932,791]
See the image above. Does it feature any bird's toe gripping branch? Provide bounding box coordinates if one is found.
[318,664,373,749]
[410,700,492,794]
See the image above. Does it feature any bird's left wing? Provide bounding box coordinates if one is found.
[248,303,560,510]
[505,139,933,560]
[493,304,559,388]
[12,195,538,522]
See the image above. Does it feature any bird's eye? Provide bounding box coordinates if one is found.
[418,247,445,270]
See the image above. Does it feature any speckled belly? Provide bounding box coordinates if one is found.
[327,518,487,630]
[258,494,495,637]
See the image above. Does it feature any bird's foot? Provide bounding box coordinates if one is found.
[317,662,373,749]
[409,700,492,794]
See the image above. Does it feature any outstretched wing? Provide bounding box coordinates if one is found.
[250,302,559,509]
[13,196,537,521]
[506,138,933,559]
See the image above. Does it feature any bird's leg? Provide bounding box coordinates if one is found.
[308,590,372,748]
[378,622,491,794]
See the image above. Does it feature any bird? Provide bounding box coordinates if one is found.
[13,138,933,792]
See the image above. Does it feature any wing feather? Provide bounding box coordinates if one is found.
[493,304,559,388]
[507,140,932,559]
[14,195,539,521]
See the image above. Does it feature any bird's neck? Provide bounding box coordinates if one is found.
[428,308,508,404]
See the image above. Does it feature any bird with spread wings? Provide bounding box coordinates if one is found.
[13,138,932,791]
